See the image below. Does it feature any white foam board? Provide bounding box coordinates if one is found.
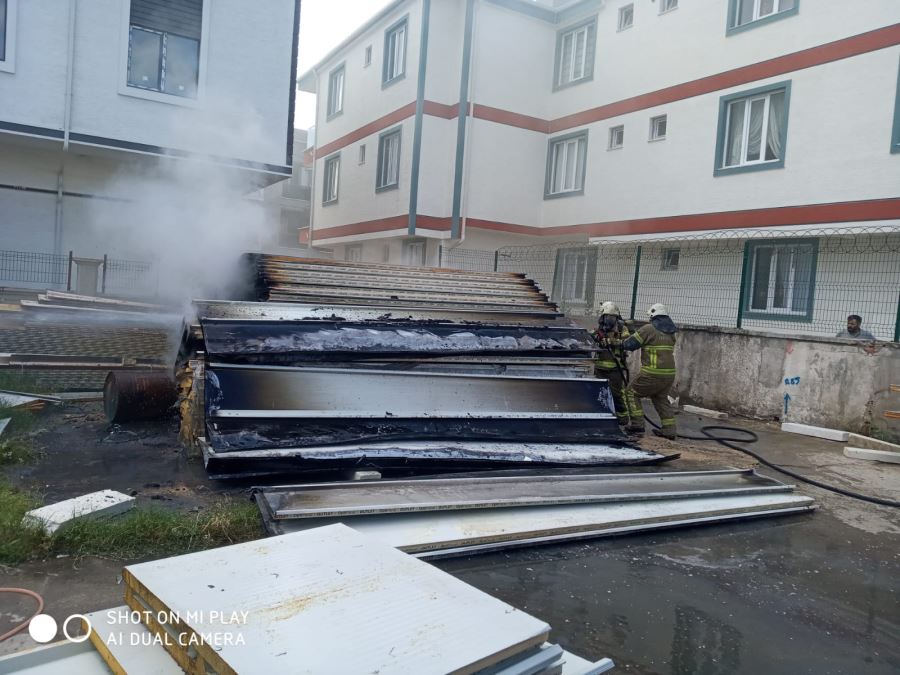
[0,393,40,409]
[683,405,728,419]
[847,433,900,453]
[23,490,135,534]
[843,447,900,465]
[0,418,9,436]
[124,524,550,675]
[0,641,109,675]
[781,422,849,442]
[84,606,182,674]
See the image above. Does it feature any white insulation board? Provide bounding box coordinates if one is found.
[843,447,900,465]
[23,490,134,533]
[781,422,849,442]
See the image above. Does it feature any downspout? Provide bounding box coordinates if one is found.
[307,67,319,250]
[449,0,476,245]
[407,0,431,236]
[55,0,77,257]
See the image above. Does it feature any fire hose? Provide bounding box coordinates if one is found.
[0,588,45,642]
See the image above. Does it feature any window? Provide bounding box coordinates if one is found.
[281,168,309,200]
[650,115,667,141]
[327,65,344,119]
[345,244,363,262]
[892,56,900,154]
[553,18,596,90]
[382,17,407,86]
[661,249,680,270]
[359,144,367,164]
[715,82,791,175]
[127,0,202,98]
[322,154,340,205]
[618,4,634,31]
[545,131,588,199]
[0,0,7,62]
[745,239,817,320]
[608,125,624,150]
[403,239,426,266]
[552,248,598,305]
[364,45,372,67]
[376,128,401,191]
[660,0,678,12]
[728,0,798,34]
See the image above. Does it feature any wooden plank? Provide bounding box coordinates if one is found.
[781,422,849,442]
[843,447,900,465]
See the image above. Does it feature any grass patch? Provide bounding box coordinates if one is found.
[0,438,35,466]
[0,482,264,564]
[0,371,53,395]
[49,501,264,560]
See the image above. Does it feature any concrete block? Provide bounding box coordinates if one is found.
[781,423,849,442]
[843,447,900,465]
[847,433,900,453]
[23,490,135,534]
[683,405,728,420]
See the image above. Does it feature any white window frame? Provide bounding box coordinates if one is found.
[746,240,816,319]
[734,0,794,27]
[327,64,345,119]
[403,239,427,266]
[358,144,366,165]
[554,18,596,90]
[376,127,402,191]
[722,90,783,168]
[382,16,408,87]
[649,115,667,141]
[322,154,340,205]
[660,0,678,13]
[618,4,634,31]
[364,45,372,67]
[117,0,210,107]
[608,125,625,150]
[0,0,18,73]
[545,131,588,199]
[345,244,363,262]
[661,248,680,270]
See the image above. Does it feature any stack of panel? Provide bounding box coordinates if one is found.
[0,525,615,674]
[254,470,816,558]
[192,255,669,478]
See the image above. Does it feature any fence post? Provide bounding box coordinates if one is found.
[493,250,499,272]
[66,250,73,291]
[736,242,751,329]
[101,254,108,294]
[894,290,900,343]
[629,245,642,320]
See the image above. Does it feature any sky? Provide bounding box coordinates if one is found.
[295,0,394,131]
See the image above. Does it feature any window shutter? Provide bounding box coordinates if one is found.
[130,0,202,40]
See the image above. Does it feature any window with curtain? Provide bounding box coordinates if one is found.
[552,248,598,305]
[323,155,340,205]
[383,18,407,86]
[716,83,790,174]
[327,65,344,118]
[376,128,401,190]
[746,239,817,320]
[554,18,596,89]
[545,131,588,198]
[730,0,797,31]
[128,0,202,98]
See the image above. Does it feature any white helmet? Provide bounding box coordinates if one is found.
[599,301,620,317]
[648,303,669,318]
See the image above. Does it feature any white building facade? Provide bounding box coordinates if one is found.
[0,0,299,265]
[300,0,900,338]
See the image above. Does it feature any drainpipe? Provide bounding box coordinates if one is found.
[449,0,477,250]
[307,66,319,251]
[54,0,77,258]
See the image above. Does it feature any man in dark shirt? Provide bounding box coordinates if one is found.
[835,315,876,340]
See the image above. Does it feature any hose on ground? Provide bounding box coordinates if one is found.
[647,419,900,509]
[0,588,45,642]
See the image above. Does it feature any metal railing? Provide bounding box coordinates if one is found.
[458,226,900,342]
[0,250,69,287]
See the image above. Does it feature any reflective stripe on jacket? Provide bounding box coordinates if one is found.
[623,322,676,376]
[592,324,630,370]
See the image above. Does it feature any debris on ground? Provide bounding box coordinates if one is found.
[22,490,135,534]
[682,404,728,419]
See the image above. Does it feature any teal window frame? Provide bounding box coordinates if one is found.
[322,153,340,206]
[726,0,799,36]
[714,80,791,177]
[544,129,589,200]
[892,55,900,154]
[382,15,408,89]
[375,125,402,192]
[552,16,597,91]
[326,63,345,120]
[742,237,818,323]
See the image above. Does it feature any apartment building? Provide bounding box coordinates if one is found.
[0,0,299,260]
[258,128,314,251]
[299,0,900,337]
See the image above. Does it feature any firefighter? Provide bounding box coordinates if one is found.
[591,301,634,426]
[621,303,678,439]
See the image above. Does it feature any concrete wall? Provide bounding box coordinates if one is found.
[674,325,900,442]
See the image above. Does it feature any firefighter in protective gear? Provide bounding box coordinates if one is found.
[591,301,634,425]
[621,303,678,439]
